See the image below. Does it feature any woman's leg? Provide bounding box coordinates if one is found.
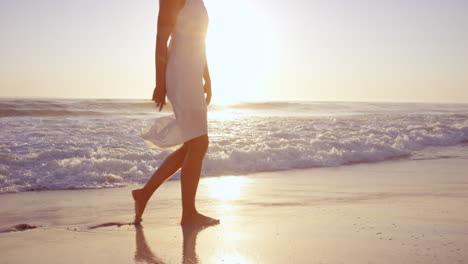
[132,144,188,224]
[180,135,219,225]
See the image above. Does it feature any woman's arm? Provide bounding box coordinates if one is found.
[152,0,181,111]
[203,57,212,105]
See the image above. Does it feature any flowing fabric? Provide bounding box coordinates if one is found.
[142,0,209,148]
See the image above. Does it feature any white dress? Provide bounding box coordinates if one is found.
[142,0,209,148]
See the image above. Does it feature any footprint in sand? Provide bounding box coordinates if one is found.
[0,224,38,233]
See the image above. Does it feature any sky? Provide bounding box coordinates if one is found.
[1,0,468,103]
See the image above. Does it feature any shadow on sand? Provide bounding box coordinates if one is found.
[134,224,215,264]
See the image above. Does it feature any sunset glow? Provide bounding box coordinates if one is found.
[0,0,467,102]
[205,0,275,105]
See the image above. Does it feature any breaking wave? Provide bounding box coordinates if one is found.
[1,98,468,193]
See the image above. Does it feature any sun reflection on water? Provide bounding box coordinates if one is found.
[202,176,255,264]
[203,176,251,201]
[210,251,254,264]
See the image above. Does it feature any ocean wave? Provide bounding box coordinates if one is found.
[1,111,468,193]
[225,101,468,113]
[2,99,468,118]
[0,99,167,117]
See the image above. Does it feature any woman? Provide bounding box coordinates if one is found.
[132,0,219,226]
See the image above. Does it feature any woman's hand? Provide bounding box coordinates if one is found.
[204,81,212,105]
[152,85,166,111]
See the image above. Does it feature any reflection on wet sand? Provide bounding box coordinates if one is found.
[134,224,215,264]
[134,225,166,264]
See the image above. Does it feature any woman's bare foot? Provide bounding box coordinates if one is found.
[132,189,149,224]
[180,213,220,226]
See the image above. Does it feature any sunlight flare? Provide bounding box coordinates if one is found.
[204,0,275,105]
[204,176,252,201]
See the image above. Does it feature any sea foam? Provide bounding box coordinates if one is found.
[1,99,468,193]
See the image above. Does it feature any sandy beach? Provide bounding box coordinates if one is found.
[1,157,467,263]
[2,0,468,262]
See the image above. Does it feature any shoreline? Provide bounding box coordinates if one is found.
[1,157,467,263]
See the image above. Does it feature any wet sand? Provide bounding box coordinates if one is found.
[1,158,467,263]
